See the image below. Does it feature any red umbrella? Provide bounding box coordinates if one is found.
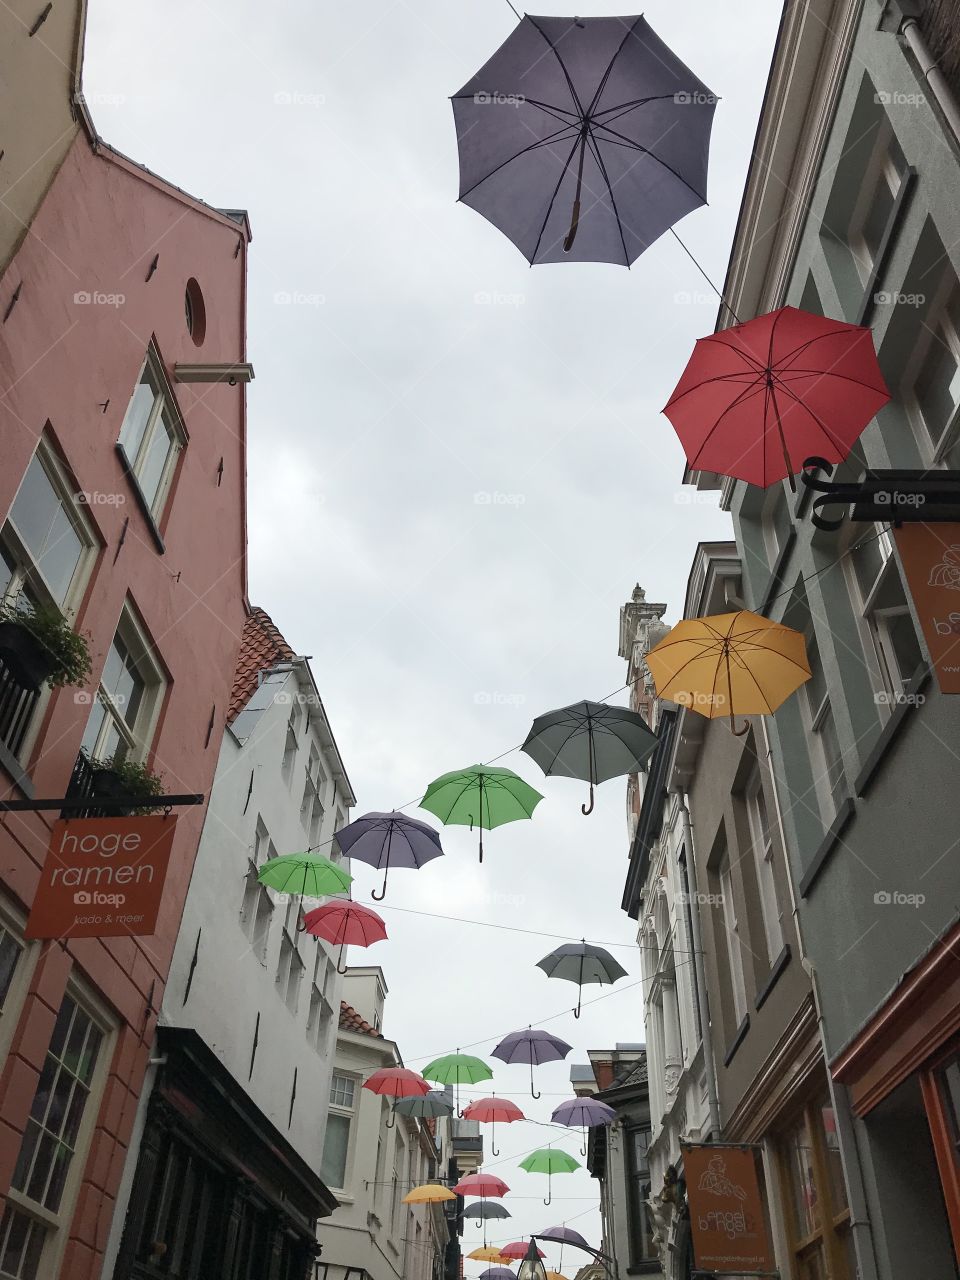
[462,1096,526,1156]
[500,1242,545,1261]
[664,306,890,490]
[363,1067,430,1128]
[303,901,387,974]
[453,1172,510,1199]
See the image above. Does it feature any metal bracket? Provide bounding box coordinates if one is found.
[0,792,204,813]
[800,456,960,531]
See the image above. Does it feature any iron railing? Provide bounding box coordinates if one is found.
[0,654,40,760]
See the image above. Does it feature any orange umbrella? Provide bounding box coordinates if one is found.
[403,1183,456,1204]
[468,1247,512,1263]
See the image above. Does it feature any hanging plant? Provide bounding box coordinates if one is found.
[0,599,92,689]
[83,751,165,815]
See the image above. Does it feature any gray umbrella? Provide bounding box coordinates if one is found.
[536,940,628,1018]
[393,1091,454,1119]
[451,15,716,266]
[334,810,444,900]
[521,699,658,815]
[465,1200,512,1224]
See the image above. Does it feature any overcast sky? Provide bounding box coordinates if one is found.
[85,0,780,1258]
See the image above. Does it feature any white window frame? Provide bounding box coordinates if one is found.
[745,771,784,964]
[0,899,37,1073]
[276,927,305,1014]
[322,1072,359,1192]
[2,980,114,1280]
[300,741,326,846]
[80,605,166,765]
[799,634,847,824]
[116,348,186,522]
[844,526,923,711]
[718,856,748,1025]
[281,711,299,786]
[760,484,792,570]
[903,269,960,466]
[847,122,906,281]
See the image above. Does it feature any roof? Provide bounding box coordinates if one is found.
[228,607,297,721]
[339,1001,381,1038]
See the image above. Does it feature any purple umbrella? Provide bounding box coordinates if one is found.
[334,810,444,900]
[479,1270,516,1280]
[537,1226,595,1252]
[491,1028,572,1099]
[551,1097,617,1155]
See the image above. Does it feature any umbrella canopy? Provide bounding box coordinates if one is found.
[421,764,542,861]
[521,700,658,814]
[469,1249,511,1263]
[333,810,444,900]
[462,1096,526,1156]
[257,853,352,929]
[536,941,628,1018]
[452,15,716,266]
[491,1028,573,1098]
[545,1272,568,1279]
[537,1226,595,1251]
[424,1051,494,1115]
[464,1200,512,1222]
[519,1149,581,1207]
[454,1173,510,1199]
[403,1183,456,1204]
[393,1091,454,1119]
[479,1268,517,1279]
[362,1067,430,1108]
[302,900,387,973]
[644,609,811,735]
[499,1242,546,1261]
[551,1096,617,1155]
[664,306,890,489]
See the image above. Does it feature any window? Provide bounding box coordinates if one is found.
[0,912,29,1071]
[251,816,273,867]
[331,1073,356,1109]
[281,711,299,785]
[626,1125,656,1266]
[745,772,783,964]
[718,854,747,1025]
[78,609,165,765]
[908,274,960,465]
[777,1098,852,1279]
[300,743,325,846]
[800,635,847,824]
[306,951,333,1053]
[391,1131,404,1232]
[761,485,792,569]
[847,124,906,279]
[321,1074,357,1190]
[848,528,924,703]
[1,992,107,1280]
[117,353,185,519]
[276,931,304,1014]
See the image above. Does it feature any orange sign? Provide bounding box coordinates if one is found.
[25,816,177,940]
[894,523,960,694]
[683,1144,773,1274]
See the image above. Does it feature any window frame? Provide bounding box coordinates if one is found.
[844,526,924,712]
[846,122,906,283]
[799,634,847,825]
[79,604,166,766]
[322,1072,360,1192]
[115,349,187,524]
[745,771,784,966]
[0,900,36,1074]
[903,269,960,467]
[775,1095,853,1280]
[718,854,748,1026]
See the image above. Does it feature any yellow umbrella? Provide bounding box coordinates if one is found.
[468,1247,511,1262]
[545,1273,568,1280]
[645,609,810,735]
[403,1183,457,1204]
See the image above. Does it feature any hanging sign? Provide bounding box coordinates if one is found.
[893,522,960,694]
[682,1143,774,1275]
[25,815,177,939]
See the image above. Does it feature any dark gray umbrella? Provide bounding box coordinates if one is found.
[393,1091,454,1119]
[537,1226,595,1252]
[536,941,628,1018]
[334,810,444,900]
[491,1028,572,1099]
[521,699,658,815]
[465,1200,512,1224]
[452,15,716,266]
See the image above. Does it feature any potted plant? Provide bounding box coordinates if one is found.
[0,599,92,690]
[84,752,165,815]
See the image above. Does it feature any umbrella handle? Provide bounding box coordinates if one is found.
[563,133,587,253]
[296,864,308,931]
[730,719,750,737]
[531,1060,541,1100]
[491,1141,500,1157]
[337,939,349,976]
[581,1126,588,1158]
[371,860,389,901]
[544,1176,552,1207]
[581,782,594,817]
[386,1105,397,1130]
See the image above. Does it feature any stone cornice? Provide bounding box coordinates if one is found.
[721,996,823,1141]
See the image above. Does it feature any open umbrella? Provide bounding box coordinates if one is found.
[537,1226,595,1252]
[465,1200,513,1226]
[452,15,715,265]
[491,1028,572,1099]
[393,1091,454,1120]
[258,852,352,930]
[469,1249,511,1264]
[334,810,444,901]
[551,1097,617,1155]
[536,940,628,1018]
[500,1241,546,1261]
[462,1096,526,1157]
[404,1183,457,1204]
[362,1066,430,1129]
[421,765,542,862]
[302,900,387,973]
[479,1268,516,1280]
[644,609,811,735]
[454,1172,510,1199]
[519,1150,581,1206]
[521,699,657,815]
[423,1051,494,1114]
[664,306,890,490]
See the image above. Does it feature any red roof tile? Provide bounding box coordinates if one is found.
[340,1000,381,1037]
[228,606,297,721]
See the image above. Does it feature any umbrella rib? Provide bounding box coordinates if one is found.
[774,322,866,368]
[587,116,707,204]
[527,16,588,118]
[531,132,589,263]
[458,124,584,202]
[774,379,861,456]
[584,16,645,118]
[686,378,770,469]
[540,720,592,775]
[664,368,773,411]
[773,365,888,396]
[584,130,630,266]
[591,92,679,122]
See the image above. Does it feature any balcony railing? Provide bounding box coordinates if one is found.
[60,751,120,819]
[0,655,41,760]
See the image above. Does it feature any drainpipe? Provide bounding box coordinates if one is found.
[673,790,721,1141]
[898,15,960,147]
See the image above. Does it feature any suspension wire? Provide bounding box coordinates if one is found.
[669,228,740,325]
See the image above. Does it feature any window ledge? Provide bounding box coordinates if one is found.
[798,797,857,898]
[754,944,792,1012]
[855,665,931,798]
[0,742,34,798]
[723,1013,750,1067]
[115,443,166,553]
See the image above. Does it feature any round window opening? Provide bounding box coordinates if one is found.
[185,278,206,346]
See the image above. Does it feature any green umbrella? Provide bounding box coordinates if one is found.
[258,853,352,930]
[420,764,543,862]
[422,1051,493,1114]
[519,1148,581,1206]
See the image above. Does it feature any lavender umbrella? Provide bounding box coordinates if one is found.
[551,1097,617,1156]
[491,1028,572,1099]
[537,1226,595,1252]
[334,810,444,900]
[479,1270,516,1280]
